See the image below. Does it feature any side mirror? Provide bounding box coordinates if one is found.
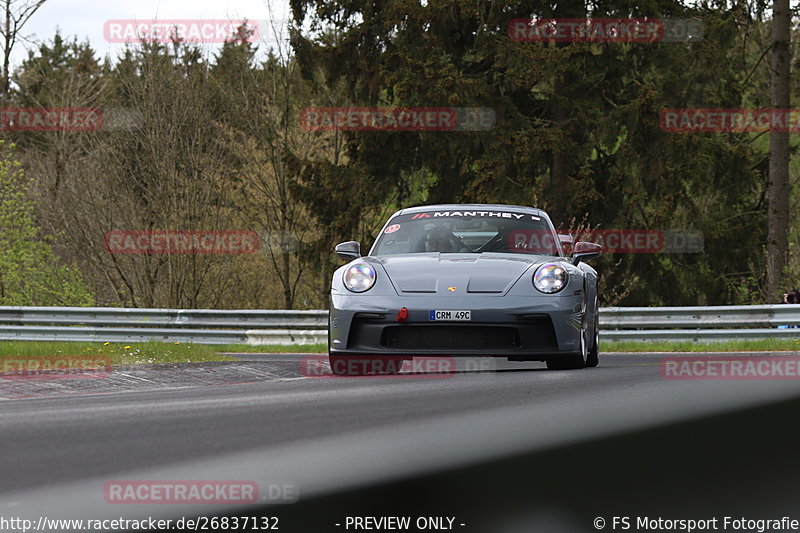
[572,241,602,265]
[335,241,361,260]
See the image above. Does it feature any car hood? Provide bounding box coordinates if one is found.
[373,253,559,295]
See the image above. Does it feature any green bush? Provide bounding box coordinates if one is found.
[0,141,93,306]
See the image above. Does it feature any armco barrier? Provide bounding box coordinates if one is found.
[0,305,797,345]
[599,305,800,342]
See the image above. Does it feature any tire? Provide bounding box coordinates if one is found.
[546,297,589,370]
[585,295,600,368]
[327,311,331,353]
[545,329,587,369]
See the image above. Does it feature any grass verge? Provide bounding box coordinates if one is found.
[3,338,799,366]
[0,341,237,365]
[213,344,327,353]
[603,339,800,352]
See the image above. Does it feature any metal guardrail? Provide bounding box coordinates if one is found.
[600,305,800,329]
[0,326,325,345]
[0,305,797,345]
[0,307,327,345]
[0,307,328,328]
[599,304,800,342]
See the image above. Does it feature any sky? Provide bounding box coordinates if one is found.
[14,0,291,68]
[17,2,800,74]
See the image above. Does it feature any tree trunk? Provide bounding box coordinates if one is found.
[547,0,586,215]
[766,0,791,301]
[3,0,10,98]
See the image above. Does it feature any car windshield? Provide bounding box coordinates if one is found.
[371,210,561,256]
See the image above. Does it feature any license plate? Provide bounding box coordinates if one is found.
[429,310,471,321]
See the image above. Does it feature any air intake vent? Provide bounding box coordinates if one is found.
[381,326,520,349]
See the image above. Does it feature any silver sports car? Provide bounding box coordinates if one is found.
[328,204,602,375]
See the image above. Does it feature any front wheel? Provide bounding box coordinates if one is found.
[546,334,587,369]
[585,296,600,368]
[546,307,589,370]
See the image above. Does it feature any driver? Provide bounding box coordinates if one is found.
[425,226,455,252]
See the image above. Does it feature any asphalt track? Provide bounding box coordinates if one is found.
[2,352,800,532]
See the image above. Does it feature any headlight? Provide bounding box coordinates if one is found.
[533,263,568,294]
[343,263,376,293]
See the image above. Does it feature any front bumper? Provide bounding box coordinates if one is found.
[329,294,583,359]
